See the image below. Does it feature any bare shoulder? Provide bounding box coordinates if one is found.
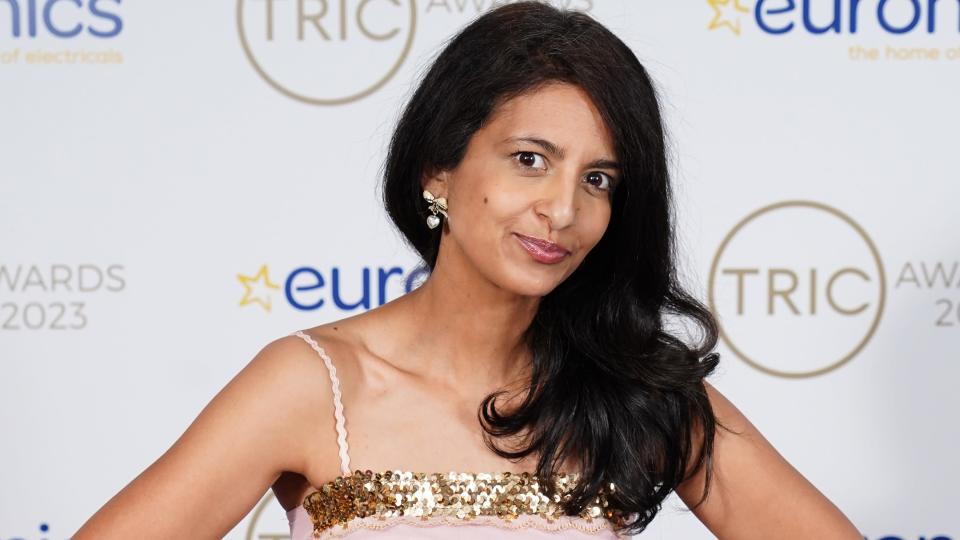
[255,330,345,421]
[71,330,342,539]
[293,319,372,393]
[296,313,400,391]
[675,381,861,540]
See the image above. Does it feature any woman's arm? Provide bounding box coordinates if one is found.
[675,381,861,540]
[72,335,327,540]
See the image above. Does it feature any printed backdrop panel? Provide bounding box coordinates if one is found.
[1,1,957,539]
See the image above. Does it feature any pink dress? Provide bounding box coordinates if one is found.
[285,330,628,539]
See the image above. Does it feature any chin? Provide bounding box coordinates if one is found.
[501,273,563,298]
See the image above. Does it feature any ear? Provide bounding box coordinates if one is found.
[421,165,450,198]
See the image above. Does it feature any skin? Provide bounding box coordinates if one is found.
[72,82,861,539]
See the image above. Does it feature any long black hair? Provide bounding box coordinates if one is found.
[381,2,727,535]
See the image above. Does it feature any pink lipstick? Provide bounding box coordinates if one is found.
[514,233,570,264]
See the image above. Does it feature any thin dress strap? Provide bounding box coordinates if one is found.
[291,330,351,477]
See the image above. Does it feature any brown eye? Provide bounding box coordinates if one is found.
[513,151,546,170]
[585,171,613,191]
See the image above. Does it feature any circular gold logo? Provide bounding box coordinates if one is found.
[708,200,886,378]
[237,0,417,105]
[245,491,290,540]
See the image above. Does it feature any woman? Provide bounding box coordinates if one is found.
[74,3,861,539]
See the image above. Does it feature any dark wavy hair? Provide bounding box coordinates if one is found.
[380,2,727,535]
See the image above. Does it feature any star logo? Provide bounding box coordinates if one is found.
[237,264,281,312]
[708,0,751,35]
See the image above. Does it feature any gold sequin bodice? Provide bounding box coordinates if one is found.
[298,468,625,538]
[288,331,627,538]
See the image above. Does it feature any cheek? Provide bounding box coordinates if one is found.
[448,173,513,239]
[583,205,612,247]
[466,175,525,224]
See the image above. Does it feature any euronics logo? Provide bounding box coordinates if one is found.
[0,0,123,38]
[237,263,427,313]
[707,0,960,36]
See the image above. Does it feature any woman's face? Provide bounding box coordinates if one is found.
[425,81,619,297]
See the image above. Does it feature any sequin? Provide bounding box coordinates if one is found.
[301,469,625,538]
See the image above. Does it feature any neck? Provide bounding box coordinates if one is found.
[386,239,539,391]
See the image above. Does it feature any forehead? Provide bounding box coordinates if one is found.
[481,82,616,157]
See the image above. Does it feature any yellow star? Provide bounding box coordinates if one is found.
[238,264,281,312]
[707,0,751,35]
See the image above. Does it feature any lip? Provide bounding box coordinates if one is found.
[513,233,570,264]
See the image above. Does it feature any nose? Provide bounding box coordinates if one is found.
[535,171,577,231]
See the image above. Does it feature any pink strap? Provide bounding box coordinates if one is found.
[292,330,352,476]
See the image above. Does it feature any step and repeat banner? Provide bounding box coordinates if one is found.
[1,1,957,539]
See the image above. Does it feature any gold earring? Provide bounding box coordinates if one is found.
[422,190,448,229]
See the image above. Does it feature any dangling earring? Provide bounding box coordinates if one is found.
[422,190,448,229]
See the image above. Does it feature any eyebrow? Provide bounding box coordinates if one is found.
[502,136,621,171]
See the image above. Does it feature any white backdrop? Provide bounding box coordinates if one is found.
[1,1,957,539]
